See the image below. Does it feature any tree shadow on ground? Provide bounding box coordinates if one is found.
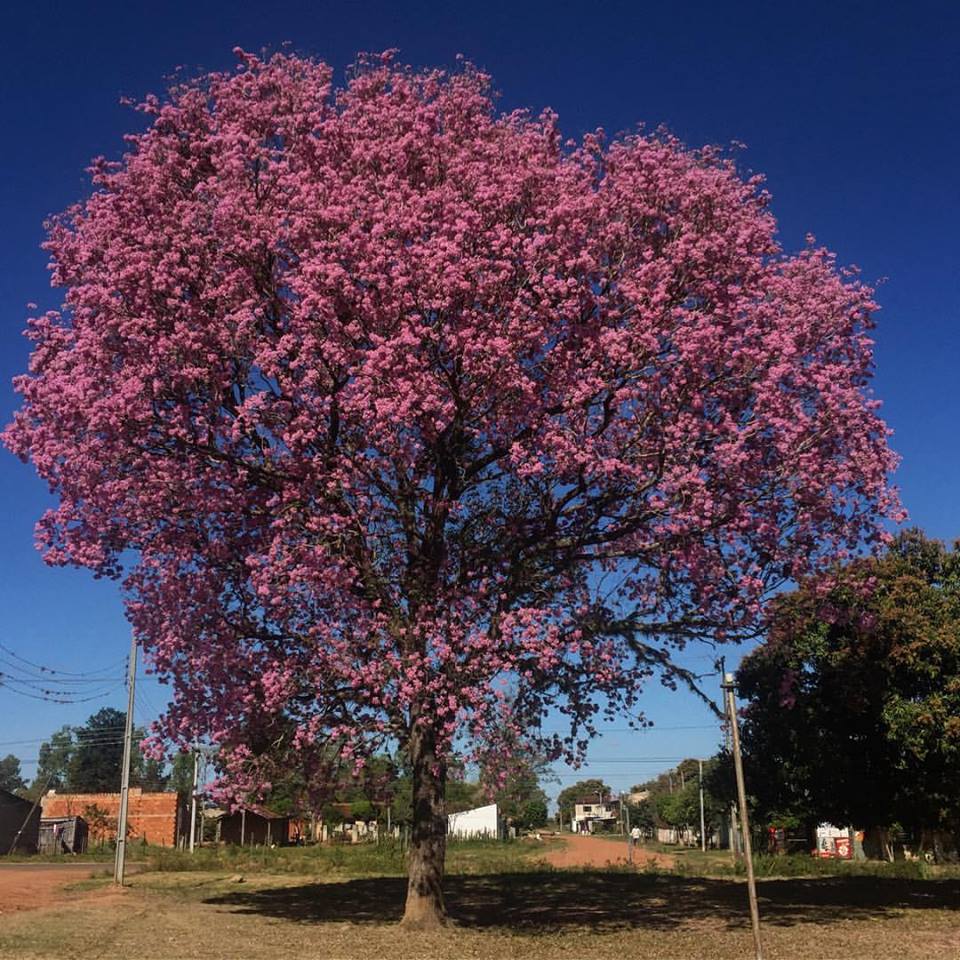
[204,871,960,932]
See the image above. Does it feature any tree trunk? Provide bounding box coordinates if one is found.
[400,722,449,929]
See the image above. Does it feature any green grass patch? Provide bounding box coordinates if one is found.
[145,836,557,878]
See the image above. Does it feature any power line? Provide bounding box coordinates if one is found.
[540,723,719,733]
[0,678,124,705]
[0,641,124,678]
[0,672,123,697]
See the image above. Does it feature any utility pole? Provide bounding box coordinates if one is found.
[199,753,207,847]
[189,750,199,853]
[699,759,706,853]
[723,672,763,960]
[623,794,632,863]
[113,633,137,886]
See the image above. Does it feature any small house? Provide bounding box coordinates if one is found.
[216,804,290,846]
[38,816,88,854]
[0,788,40,853]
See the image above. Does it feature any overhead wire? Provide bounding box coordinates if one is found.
[0,641,124,678]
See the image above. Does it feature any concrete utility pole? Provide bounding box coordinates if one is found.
[623,794,632,863]
[199,753,207,847]
[189,750,199,853]
[699,759,706,852]
[113,633,137,886]
[723,672,763,960]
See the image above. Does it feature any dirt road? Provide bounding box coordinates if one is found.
[0,863,109,914]
[541,835,675,869]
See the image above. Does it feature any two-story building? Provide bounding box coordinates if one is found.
[571,795,618,833]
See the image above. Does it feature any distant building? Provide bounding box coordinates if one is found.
[572,796,618,833]
[447,803,502,839]
[41,789,183,847]
[216,804,290,846]
[0,788,40,853]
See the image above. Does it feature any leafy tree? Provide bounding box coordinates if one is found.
[557,779,612,821]
[134,753,169,792]
[81,803,114,847]
[519,797,549,830]
[5,51,897,926]
[349,799,376,821]
[33,708,167,794]
[736,531,960,855]
[168,751,196,801]
[32,726,74,795]
[654,765,726,839]
[68,708,127,792]
[0,754,26,794]
[624,797,655,834]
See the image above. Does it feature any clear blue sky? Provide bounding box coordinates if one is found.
[1,1,957,799]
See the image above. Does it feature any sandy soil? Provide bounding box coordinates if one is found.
[0,863,111,914]
[540,835,676,869]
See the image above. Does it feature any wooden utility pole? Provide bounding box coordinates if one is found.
[113,633,137,885]
[723,672,763,960]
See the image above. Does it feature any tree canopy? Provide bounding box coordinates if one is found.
[5,50,898,925]
[736,530,960,843]
[0,755,26,795]
[30,711,168,795]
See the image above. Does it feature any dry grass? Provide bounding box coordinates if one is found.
[1,864,958,960]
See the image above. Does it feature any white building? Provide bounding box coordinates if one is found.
[447,803,502,839]
[572,798,618,833]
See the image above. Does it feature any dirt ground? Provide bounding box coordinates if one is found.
[541,835,676,870]
[0,863,110,914]
[2,868,959,960]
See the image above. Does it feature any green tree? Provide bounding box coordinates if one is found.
[736,530,960,854]
[68,708,127,792]
[624,797,655,833]
[0,754,26,794]
[654,767,726,840]
[133,753,169,792]
[168,751,196,801]
[32,726,74,795]
[350,799,376,821]
[519,797,549,830]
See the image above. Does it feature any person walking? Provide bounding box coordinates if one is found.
[629,824,641,862]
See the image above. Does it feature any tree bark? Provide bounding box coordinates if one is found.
[400,722,449,928]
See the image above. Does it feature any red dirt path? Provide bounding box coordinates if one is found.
[540,835,676,869]
[0,864,111,915]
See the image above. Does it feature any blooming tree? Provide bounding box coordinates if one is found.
[5,50,899,925]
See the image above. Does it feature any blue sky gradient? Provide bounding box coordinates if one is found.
[1,1,957,798]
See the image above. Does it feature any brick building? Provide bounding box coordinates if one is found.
[41,789,183,847]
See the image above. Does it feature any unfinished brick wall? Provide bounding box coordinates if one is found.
[41,789,179,847]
